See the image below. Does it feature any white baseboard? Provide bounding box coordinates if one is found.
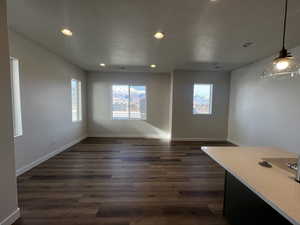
[0,208,20,225]
[16,135,87,176]
[89,133,170,140]
[171,138,227,142]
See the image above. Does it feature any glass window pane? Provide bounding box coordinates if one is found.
[10,57,23,137]
[130,86,146,120]
[78,81,82,121]
[193,84,213,114]
[71,79,82,122]
[71,79,78,121]
[112,85,129,120]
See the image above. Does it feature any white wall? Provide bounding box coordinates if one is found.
[0,0,19,223]
[171,70,230,140]
[88,72,171,139]
[9,30,88,174]
[228,45,300,154]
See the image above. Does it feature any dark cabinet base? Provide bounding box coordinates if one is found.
[223,171,293,225]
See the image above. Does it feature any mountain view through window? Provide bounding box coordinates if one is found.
[193,84,213,114]
[112,85,146,120]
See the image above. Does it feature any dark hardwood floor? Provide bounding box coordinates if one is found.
[14,138,234,225]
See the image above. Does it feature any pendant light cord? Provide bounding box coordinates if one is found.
[282,0,288,50]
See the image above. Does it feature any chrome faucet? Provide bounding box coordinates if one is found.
[287,156,300,183]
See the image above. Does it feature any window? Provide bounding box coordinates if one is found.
[10,57,23,137]
[112,85,146,120]
[193,84,213,115]
[71,79,82,122]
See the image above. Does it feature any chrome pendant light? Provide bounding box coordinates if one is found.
[262,0,300,78]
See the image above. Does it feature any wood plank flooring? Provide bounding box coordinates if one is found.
[14,138,234,225]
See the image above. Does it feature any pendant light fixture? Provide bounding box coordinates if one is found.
[261,0,300,78]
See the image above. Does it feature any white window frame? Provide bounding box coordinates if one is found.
[193,83,213,115]
[71,78,82,122]
[10,57,23,138]
[111,84,147,121]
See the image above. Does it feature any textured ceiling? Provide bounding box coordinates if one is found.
[6,0,300,72]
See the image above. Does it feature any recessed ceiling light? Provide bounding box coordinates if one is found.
[210,0,218,2]
[154,32,165,40]
[61,28,73,36]
[100,63,106,67]
[150,64,157,68]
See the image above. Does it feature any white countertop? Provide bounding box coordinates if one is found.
[202,146,300,225]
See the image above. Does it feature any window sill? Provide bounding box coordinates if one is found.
[112,118,147,121]
[72,120,83,123]
[14,134,23,140]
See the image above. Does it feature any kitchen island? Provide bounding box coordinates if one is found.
[202,146,300,225]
